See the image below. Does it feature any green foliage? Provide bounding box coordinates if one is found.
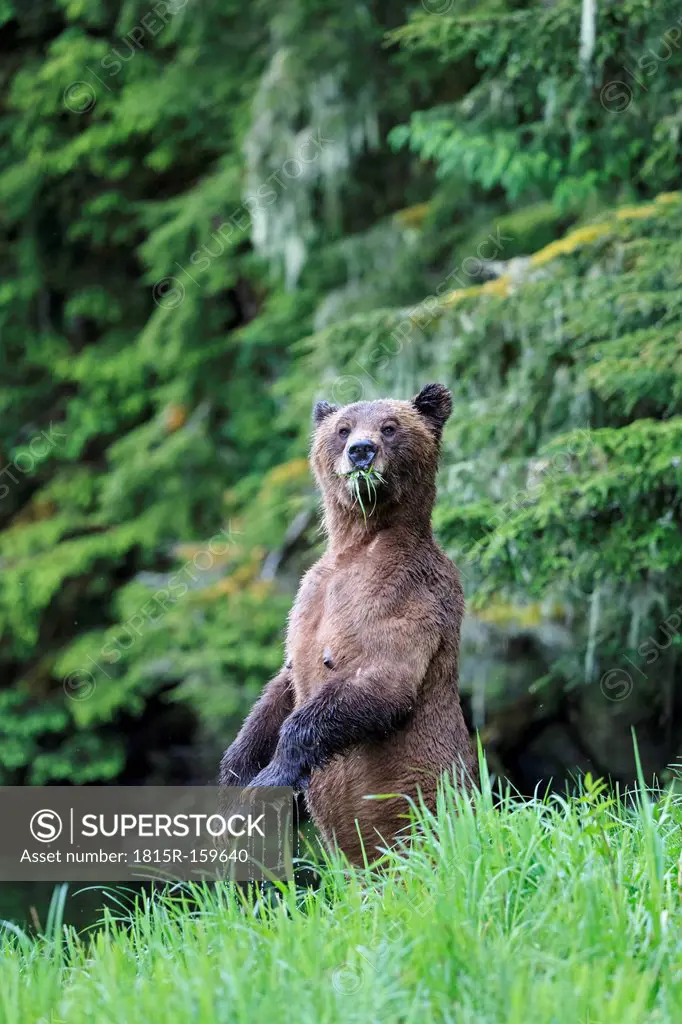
[3,778,682,1021]
[342,467,385,524]
[1,0,682,787]
[390,0,682,208]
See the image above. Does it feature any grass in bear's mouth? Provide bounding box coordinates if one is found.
[339,466,385,524]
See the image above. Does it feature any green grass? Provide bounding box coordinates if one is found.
[2,763,682,1023]
[340,467,386,523]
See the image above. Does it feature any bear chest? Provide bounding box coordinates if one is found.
[287,566,383,702]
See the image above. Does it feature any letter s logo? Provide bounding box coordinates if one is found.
[30,809,63,843]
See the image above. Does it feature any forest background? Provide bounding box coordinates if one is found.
[2,0,682,915]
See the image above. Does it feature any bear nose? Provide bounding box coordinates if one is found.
[348,440,377,469]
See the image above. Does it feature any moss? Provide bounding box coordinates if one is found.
[393,202,431,228]
[615,204,657,221]
[476,600,569,628]
[443,275,512,308]
[529,223,612,268]
[265,457,311,487]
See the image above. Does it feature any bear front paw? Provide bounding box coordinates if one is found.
[249,759,308,791]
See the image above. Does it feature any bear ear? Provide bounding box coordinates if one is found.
[312,400,339,426]
[413,383,452,435]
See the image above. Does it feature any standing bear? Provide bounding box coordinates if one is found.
[219,383,477,864]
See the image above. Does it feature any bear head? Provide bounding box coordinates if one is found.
[310,383,452,525]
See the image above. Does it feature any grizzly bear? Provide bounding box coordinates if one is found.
[219,383,477,864]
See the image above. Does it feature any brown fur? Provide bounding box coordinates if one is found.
[219,384,477,864]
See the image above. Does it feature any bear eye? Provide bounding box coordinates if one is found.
[338,425,351,439]
[381,423,397,437]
